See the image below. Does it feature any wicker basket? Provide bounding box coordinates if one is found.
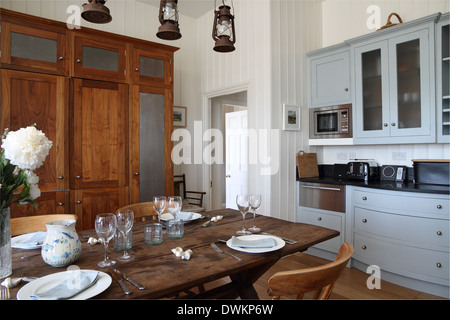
[378,13,403,30]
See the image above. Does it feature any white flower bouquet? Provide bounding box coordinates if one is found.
[0,125,52,210]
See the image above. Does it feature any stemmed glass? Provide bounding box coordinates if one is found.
[95,213,117,267]
[115,209,134,262]
[167,196,182,220]
[153,196,167,223]
[248,194,262,233]
[236,194,251,235]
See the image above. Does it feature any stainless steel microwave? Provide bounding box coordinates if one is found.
[309,104,352,139]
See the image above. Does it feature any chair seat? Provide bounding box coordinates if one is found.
[182,199,206,213]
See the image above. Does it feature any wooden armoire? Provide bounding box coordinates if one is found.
[0,9,177,229]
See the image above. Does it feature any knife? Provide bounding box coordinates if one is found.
[187,220,211,231]
[108,267,132,295]
[114,268,146,290]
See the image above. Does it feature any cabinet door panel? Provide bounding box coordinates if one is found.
[132,49,171,87]
[71,187,128,230]
[0,69,68,192]
[10,191,69,218]
[71,79,128,189]
[130,85,173,204]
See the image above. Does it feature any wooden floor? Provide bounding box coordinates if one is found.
[201,251,445,300]
[252,252,445,300]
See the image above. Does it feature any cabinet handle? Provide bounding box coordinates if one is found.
[58,202,64,206]
[437,231,442,236]
[59,56,64,61]
[134,68,139,71]
[58,176,64,180]
[76,200,82,204]
[384,123,388,127]
[134,172,139,176]
[391,122,396,126]
[362,196,367,201]
[76,59,81,63]
[362,245,367,250]
[437,204,442,209]
[344,88,349,92]
[317,217,322,221]
[76,175,81,179]
[362,219,367,223]
[436,263,442,268]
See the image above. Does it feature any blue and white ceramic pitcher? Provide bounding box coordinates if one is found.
[41,219,81,267]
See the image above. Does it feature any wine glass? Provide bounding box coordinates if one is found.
[248,194,262,233]
[115,209,134,262]
[153,196,166,223]
[95,213,117,268]
[236,194,251,235]
[167,196,182,220]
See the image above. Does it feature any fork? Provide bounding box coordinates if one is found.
[0,286,10,300]
[210,242,242,261]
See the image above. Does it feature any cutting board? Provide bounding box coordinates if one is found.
[296,151,319,178]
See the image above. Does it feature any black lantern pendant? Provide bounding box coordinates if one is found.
[212,0,236,52]
[81,0,112,24]
[157,0,182,40]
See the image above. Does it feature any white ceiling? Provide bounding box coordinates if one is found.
[136,0,215,19]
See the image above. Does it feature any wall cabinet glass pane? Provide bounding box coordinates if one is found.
[11,32,57,63]
[362,49,383,131]
[396,39,421,129]
[132,48,171,86]
[139,92,166,201]
[139,56,165,79]
[82,45,119,72]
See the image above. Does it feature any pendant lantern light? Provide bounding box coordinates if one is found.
[81,0,112,24]
[157,0,182,40]
[212,0,236,52]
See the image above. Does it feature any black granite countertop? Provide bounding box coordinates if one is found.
[296,165,450,195]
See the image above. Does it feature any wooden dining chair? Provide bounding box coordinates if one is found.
[10,214,78,237]
[267,242,354,300]
[116,202,168,223]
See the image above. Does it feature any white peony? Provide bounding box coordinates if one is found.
[29,183,41,200]
[23,170,39,185]
[1,126,52,170]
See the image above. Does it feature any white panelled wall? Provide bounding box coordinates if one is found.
[1,0,448,222]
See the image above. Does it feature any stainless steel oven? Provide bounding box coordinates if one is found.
[299,182,345,213]
[309,104,352,139]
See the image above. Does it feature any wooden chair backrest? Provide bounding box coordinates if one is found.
[11,214,78,237]
[117,202,168,222]
[267,242,354,300]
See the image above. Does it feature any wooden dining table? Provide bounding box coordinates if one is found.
[8,209,339,300]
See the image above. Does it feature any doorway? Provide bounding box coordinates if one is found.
[209,91,248,210]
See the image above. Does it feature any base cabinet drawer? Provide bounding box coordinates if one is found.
[354,233,449,283]
[298,207,343,253]
[354,207,449,248]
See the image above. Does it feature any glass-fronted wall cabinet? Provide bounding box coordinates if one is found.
[352,13,438,144]
[437,13,450,143]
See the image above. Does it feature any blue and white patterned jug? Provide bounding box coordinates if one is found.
[41,219,81,267]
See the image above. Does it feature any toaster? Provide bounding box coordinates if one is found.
[346,161,379,181]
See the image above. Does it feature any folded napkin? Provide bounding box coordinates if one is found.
[230,236,277,248]
[176,212,194,221]
[30,271,99,300]
[13,232,46,249]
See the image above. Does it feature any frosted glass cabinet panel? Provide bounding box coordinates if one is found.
[132,48,171,87]
[353,27,435,144]
[437,13,450,143]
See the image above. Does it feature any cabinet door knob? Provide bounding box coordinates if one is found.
[362,196,367,200]
[58,202,64,206]
[391,122,396,126]
[384,123,388,127]
[59,56,64,61]
[437,231,442,236]
[134,172,139,176]
[436,263,442,268]
[76,59,81,63]
[362,219,367,223]
[317,217,322,221]
[437,204,442,209]
[362,245,367,250]
[58,176,64,180]
[76,200,82,204]
[134,68,139,71]
[344,88,349,92]
[75,175,81,179]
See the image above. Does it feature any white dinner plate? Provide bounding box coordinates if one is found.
[160,212,202,222]
[17,270,112,300]
[226,235,285,253]
[11,232,46,249]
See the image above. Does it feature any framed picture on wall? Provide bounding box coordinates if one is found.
[282,104,300,131]
[173,106,187,128]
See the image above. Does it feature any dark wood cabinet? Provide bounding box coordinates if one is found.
[0,8,178,229]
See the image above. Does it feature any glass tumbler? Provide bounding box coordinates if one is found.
[144,223,163,245]
[167,219,184,239]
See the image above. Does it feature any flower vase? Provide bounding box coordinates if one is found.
[0,208,12,279]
